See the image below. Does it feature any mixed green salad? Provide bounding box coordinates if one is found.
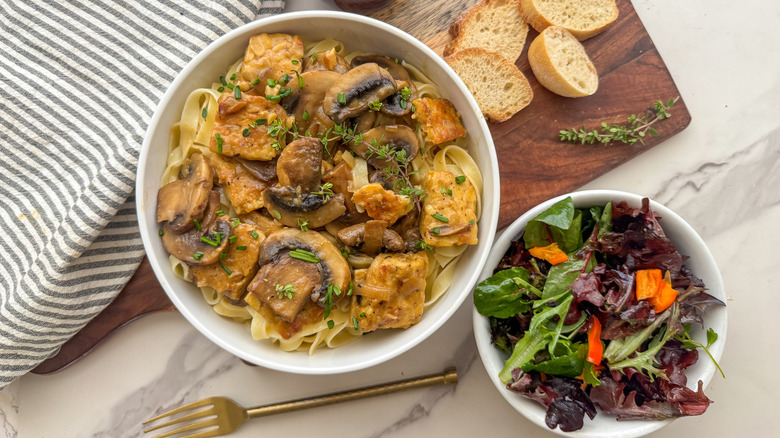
[475,197,725,432]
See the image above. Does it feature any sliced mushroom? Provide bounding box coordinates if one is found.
[303,48,351,74]
[276,136,323,192]
[264,137,346,228]
[280,70,341,135]
[392,208,423,251]
[351,110,377,134]
[264,187,346,229]
[235,156,278,183]
[350,54,417,117]
[156,153,213,233]
[337,221,405,253]
[352,125,419,169]
[161,191,231,265]
[247,228,352,321]
[323,63,396,124]
[368,169,398,191]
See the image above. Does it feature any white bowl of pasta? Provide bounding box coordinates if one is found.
[136,11,499,374]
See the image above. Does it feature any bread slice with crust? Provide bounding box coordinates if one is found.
[444,0,529,62]
[519,0,618,41]
[528,26,598,97]
[445,48,533,122]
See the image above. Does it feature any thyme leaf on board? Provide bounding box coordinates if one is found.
[558,97,679,145]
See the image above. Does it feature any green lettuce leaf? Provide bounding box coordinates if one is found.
[474,267,534,318]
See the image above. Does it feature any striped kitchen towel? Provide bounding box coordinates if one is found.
[0,0,285,389]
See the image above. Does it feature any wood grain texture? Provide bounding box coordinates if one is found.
[33,0,689,374]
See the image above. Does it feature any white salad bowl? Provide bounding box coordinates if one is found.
[473,190,727,438]
[136,12,499,374]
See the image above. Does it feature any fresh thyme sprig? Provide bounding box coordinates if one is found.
[267,118,298,150]
[311,182,334,202]
[559,97,679,145]
[318,123,426,213]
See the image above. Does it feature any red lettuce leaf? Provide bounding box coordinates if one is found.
[508,370,597,432]
[590,372,712,420]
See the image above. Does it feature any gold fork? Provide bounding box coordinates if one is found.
[143,368,457,438]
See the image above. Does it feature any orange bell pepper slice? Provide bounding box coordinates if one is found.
[586,316,603,365]
[528,243,569,265]
[635,268,663,301]
[648,271,678,312]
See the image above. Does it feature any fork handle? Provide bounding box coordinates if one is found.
[246,368,457,418]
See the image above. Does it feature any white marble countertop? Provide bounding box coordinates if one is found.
[4,0,779,437]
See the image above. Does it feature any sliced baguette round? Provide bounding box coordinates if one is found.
[528,26,598,97]
[445,48,533,123]
[444,0,529,62]
[519,0,618,41]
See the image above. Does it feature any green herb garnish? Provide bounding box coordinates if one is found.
[559,97,679,145]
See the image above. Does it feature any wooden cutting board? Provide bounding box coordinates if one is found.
[32,0,690,374]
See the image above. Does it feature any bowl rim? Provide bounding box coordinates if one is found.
[136,11,500,374]
[472,189,727,437]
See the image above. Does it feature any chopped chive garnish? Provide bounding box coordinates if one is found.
[432,227,440,234]
[266,94,282,102]
[455,175,466,184]
[312,53,318,61]
[219,251,227,260]
[201,108,207,119]
[230,73,236,81]
[219,262,231,275]
[251,230,259,239]
[271,210,281,220]
[352,317,359,331]
[267,78,277,87]
[227,83,235,90]
[432,213,449,223]
[232,218,240,227]
[441,187,452,196]
[469,219,475,225]
[234,86,241,99]
[291,59,300,64]
[216,210,225,216]
[337,93,346,105]
[215,133,223,153]
[217,86,225,92]
[296,71,303,88]
[219,76,227,86]
[193,218,202,231]
[327,320,335,329]
[193,251,203,261]
[228,235,238,243]
[289,249,320,263]
[158,229,164,237]
[359,312,366,318]
[201,236,218,246]
[251,78,260,86]
[236,245,247,250]
[347,281,353,296]
[302,110,309,121]
[215,232,222,244]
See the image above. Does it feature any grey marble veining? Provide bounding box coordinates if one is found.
[653,126,780,240]
[0,381,18,438]
[92,331,238,438]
